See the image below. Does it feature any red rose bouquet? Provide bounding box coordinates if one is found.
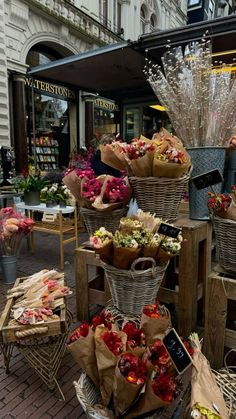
[141,303,171,344]
[91,309,114,331]
[0,207,34,256]
[122,321,146,357]
[113,353,147,416]
[145,339,172,374]
[95,325,127,406]
[67,322,99,388]
[207,192,236,221]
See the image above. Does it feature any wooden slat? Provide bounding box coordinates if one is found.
[225,328,236,349]
[157,287,178,305]
[89,289,106,306]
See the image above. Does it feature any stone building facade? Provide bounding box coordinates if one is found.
[1,0,188,171]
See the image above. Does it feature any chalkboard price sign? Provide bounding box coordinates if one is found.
[191,169,223,190]
[158,223,181,238]
[163,328,193,374]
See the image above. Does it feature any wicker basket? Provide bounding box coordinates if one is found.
[213,216,236,273]
[80,207,127,235]
[74,372,191,419]
[101,258,168,315]
[129,171,191,222]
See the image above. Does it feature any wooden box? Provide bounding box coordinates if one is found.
[0,276,67,343]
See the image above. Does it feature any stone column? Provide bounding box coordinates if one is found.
[12,74,28,173]
[85,101,94,148]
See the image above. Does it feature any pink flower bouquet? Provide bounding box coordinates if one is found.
[0,207,34,256]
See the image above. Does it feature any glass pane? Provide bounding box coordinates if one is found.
[125,109,140,142]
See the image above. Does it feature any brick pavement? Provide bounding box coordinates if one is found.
[0,229,90,419]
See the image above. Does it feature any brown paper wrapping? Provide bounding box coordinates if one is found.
[63,170,83,203]
[140,312,171,345]
[156,247,175,265]
[113,246,141,270]
[191,349,228,419]
[95,326,127,406]
[142,245,159,259]
[129,152,154,177]
[100,144,126,171]
[95,240,113,265]
[113,363,145,416]
[126,344,146,359]
[91,175,132,213]
[216,198,236,221]
[67,327,99,388]
[153,158,190,178]
[125,378,169,418]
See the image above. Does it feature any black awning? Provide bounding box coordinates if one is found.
[28,41,152,101]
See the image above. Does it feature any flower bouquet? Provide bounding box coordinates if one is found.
[153,142,191,178]
[67,322,100,388]
[141,303,171,345]
[112,231,141,270]
[90,227,113,265]
[121,321,146,357]
[0,207,34,256]
[157,232,183,265]
[40,183,71,206]
[208,192,236,221]
[95,325,127,406]
[113,353,147,416]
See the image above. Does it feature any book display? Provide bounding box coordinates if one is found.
[31,135,59,171]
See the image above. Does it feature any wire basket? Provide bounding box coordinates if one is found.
[80,207,127,236]
[129,171,191,222]
[213,216,236,273]
[101,258,168,315]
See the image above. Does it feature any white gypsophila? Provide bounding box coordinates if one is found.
[62,185,67,190]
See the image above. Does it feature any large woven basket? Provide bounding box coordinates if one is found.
[129,171,191,222]
[101,258,168,315]
[74,372,191,419]
[80,207,127,235]
[213,216,236,273]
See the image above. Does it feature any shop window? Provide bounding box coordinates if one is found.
[94,105,118,138]
[188,0,202,7]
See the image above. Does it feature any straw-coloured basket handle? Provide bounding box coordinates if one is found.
[131,257,156,272]
[15,326,48,338]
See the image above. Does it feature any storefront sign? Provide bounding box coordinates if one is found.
[25,77,76,99]
[94,98,119,112]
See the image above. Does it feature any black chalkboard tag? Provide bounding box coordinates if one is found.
[163,328,193,375]
[158,223,181,238]
[191,169,223,190]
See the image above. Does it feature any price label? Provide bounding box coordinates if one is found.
[191,169,223,190]
[158,223,181,238]
[163,328,193,375]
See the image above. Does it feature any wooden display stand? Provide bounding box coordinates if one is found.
[74,216,212,335]
[204,267,236,369]
[158,216,212,336]
[75,243,111,321]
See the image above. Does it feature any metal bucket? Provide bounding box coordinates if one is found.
[188,147,226,220]
[0,255,17,284]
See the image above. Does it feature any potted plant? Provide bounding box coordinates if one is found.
[40,183,71,207]
[15,168,46,205]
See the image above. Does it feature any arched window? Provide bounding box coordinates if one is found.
[140,5,147,34]
[150,13,157,31]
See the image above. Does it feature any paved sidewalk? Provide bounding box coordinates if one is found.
[0,230,90,419]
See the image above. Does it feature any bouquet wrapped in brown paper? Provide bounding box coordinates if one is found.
[113,353,147,417]
[141,303,171,345]
[190,334,228,419]
[208,192,236,222]
[119,217,143,234]
[100,142,129,172]
[157,231,183,264]
[63,168,91,204]
[122,321,146,358]
[122,138,156,177]
[67,323,99,388]
[95,325,127,406]
[125,371,179,418]
[135,210,162,234]
[153,143,191,178]
[112,231,141,269]
[92,175,132,213]
[90,227,113,264]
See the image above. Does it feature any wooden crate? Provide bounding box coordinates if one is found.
[0,276,66,343]
[204,267,236,369]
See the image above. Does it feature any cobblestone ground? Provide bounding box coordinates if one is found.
[0,230,90,419]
